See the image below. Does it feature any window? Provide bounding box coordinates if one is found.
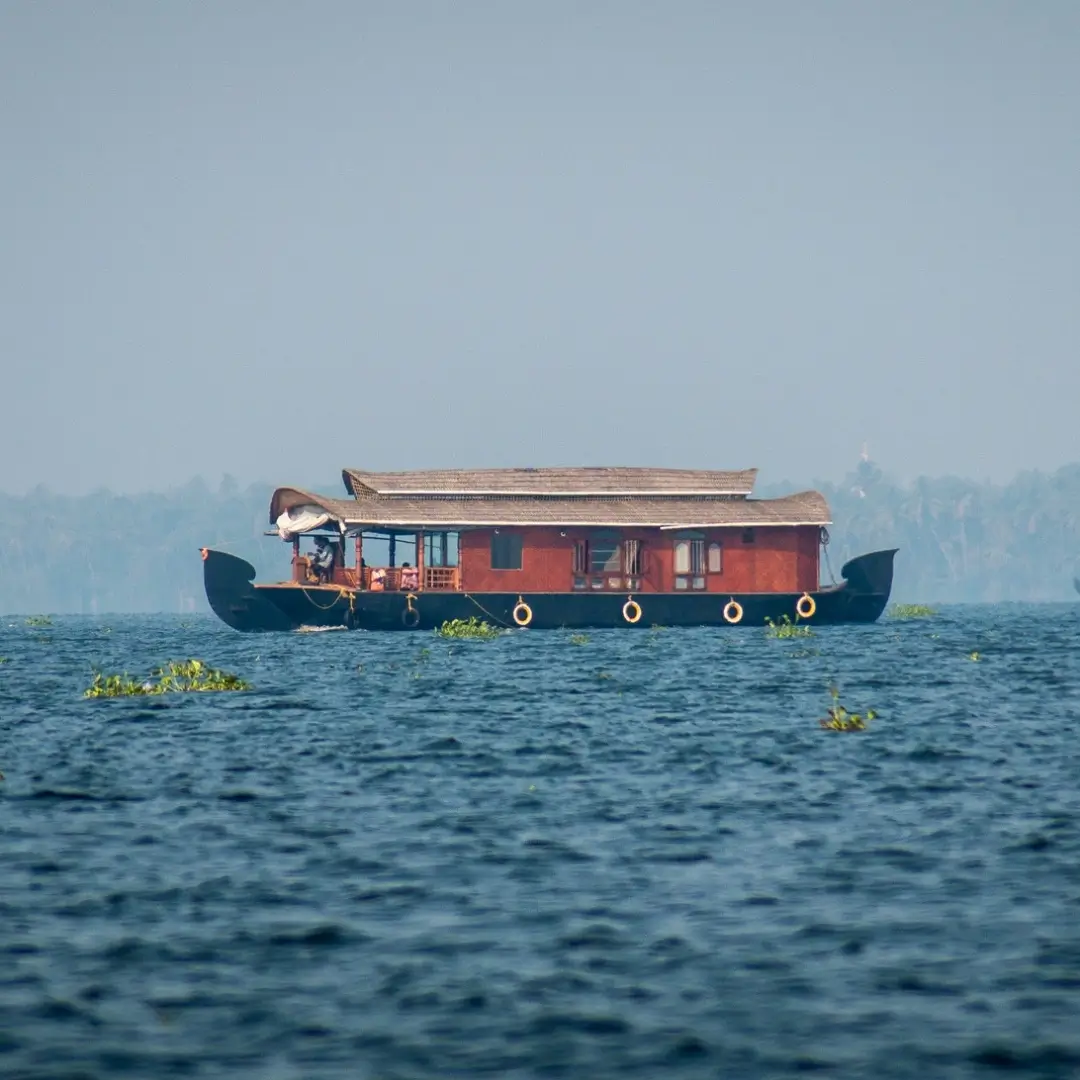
[742,528,756,545]
[708,542,723,573]
[674,533,721,590]
[572,539,587,589]
[490,532,523,570]
[572,540,587,574]
[424,532,459,568]
[571,535,646,589]
[674,539,705,573]
[589,535,621,574]
[674,540,691,575]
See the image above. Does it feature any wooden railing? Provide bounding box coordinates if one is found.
[294,560,460,592]
[293,558,358,589]
[424,566,460,590]
[362,567,403,591]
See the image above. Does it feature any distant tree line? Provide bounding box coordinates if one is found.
[760,459,1080,603]
[1,462,1078,614]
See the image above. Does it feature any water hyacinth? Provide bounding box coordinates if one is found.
[435,617,505,641]
[819,683,877,732]
[887,604,938,619]
[765,615,813,639]
[85,659,250,698]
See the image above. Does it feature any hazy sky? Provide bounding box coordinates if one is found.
[2,1,1078,495]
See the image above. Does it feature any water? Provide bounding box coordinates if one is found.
[2,607,1080,1079]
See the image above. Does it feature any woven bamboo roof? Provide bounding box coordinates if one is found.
[342,466,759,498]
[270,487,830,530]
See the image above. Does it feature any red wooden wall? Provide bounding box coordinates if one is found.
[459,526,820,594]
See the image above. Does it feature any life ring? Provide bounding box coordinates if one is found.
[723,599,743,624]
[512,598,533,627]
[402,594,420,628]
[622,598,642,624]
[796,593,816,619]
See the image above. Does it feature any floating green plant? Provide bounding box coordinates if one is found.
[819,683,877,732]
[765,615,812,639]
[569,633,590,646]
[25,615,52,627]
[968,651,981,662]
[887,604,937,619]
[435,617,504,641]
[85,659,251,698]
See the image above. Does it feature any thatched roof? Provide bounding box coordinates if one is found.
[342,466,759,498]
[270,487,830,531]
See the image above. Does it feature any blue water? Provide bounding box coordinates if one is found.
[2,608,1080,1079]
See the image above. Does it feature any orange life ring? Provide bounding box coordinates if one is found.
[512,598,533,627]
[796,593,816,619]
[723,599,743,624]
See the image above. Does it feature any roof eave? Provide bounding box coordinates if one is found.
[657,520,831,530]
[354,489,753,498]
[340,517,830,529]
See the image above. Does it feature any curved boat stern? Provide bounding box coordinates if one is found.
[834,548,899,622]
[201,548,296,632]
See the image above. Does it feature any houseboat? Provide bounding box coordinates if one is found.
[202,466,897,632]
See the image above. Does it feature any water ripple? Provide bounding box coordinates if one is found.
[1,608,1080,1077]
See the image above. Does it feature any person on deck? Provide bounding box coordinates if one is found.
[399,562,419,590]
[311,537,334,584]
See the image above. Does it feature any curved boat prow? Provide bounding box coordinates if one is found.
[841,548,898,597]
[201,548,295,632]
[828,548,898,623]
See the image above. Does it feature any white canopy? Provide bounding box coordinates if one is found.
[276,503,334,540]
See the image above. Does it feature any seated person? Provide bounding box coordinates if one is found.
[399,561,419,590]
[310,537,335,584]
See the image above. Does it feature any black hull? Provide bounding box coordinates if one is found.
[201,549,295,632]
[203,548,898,632]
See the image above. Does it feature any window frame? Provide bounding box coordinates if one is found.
[490,531,523,571]
[571,533,647,590]
[673,531,722,591]
[425,531,459,568]
[707,541,723,574]
[588,531,622,576]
